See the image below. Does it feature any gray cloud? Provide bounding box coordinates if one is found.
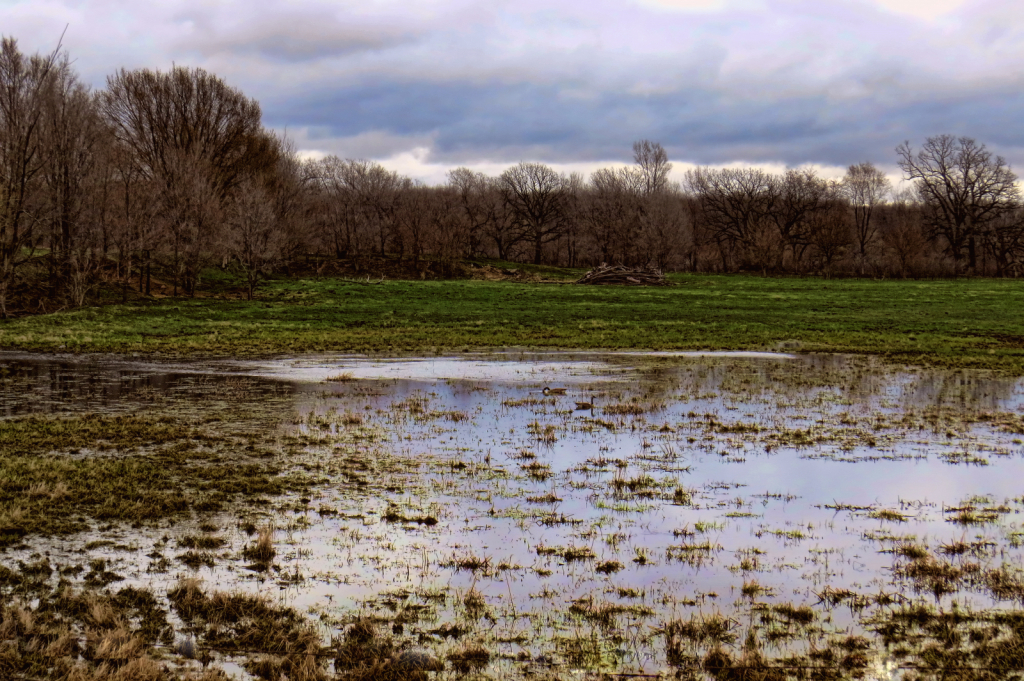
[3,0,1024,176]
[169,5,425,62]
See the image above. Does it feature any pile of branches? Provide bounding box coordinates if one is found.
[575,264,669,286]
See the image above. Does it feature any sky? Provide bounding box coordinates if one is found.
[2,0,1023,186]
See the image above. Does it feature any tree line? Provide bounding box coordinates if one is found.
[2,36,1023,315]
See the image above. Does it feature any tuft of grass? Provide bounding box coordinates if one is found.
[242,524,276,564]
[462,589,488,619]
[178,534,226,550]
[563,545,597,562]
[868,509,909,523]
[447,644,491,674]
[595,560,624,575]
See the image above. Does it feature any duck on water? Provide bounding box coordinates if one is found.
[574,395,597,410]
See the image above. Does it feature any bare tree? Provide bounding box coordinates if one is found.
[880,188,928,278]
[770,168,838,272]
[310,157,406,259]
[637,187,687,270]
[499,162,572,265]
[394,183,432,263]
[582,167,642,265]
[102,65,279,296]
[424,184,468,268]
[841,162,891,272]
[106,140,157,299]
[685,167,779,272]
[897,135,1020,273]
[980,210,1024,277]
[632,140,672,196]
[102,65,276,196]
[681,195,712,272]
[261,135,311,272]
[356,161,407,256]
[156,152,223,296]
[307,156,360,258]
[0,36,61,316]
[226,179,280,299]
[41,57,107,305]
[805,182,850,276]
[447,167,496,257]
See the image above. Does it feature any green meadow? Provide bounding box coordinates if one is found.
[1,274,1023,373]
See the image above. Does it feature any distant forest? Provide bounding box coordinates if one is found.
[2,36,1023,315]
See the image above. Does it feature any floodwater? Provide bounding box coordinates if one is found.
[2,350,1024,679]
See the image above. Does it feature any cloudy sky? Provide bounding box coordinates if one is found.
[3,0,1022,184]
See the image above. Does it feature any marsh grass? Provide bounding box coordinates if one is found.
[447,644,491,673]
[178,533,226,550]
[0,584,199,681]
[868,509,909,523]
[176,550,216,569]
[0,412,312,546]
[242,523,276,564]
[595,560,623,574]
[165,579,331,681]
[569,596,655,628]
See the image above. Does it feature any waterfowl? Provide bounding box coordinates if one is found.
[575,395,597,410]
[542,387,567,395]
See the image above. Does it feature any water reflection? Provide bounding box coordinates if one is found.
[2,350,1024,676]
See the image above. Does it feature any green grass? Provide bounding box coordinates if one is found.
[2,274,1023,373]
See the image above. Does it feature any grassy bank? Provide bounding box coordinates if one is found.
[2,274,1023,372]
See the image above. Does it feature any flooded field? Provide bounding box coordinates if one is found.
[2,351,1024,680]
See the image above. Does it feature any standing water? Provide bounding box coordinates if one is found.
[1,351,1023,679]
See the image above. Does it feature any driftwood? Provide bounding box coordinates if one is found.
[575,265,668,286]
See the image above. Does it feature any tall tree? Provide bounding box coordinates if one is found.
[632,140,672,196]
[880,188,927,278]
[102,66,275,195]
[450,170,520,261]
[499,162,571,265]
[0,36,61,316]
[41,57,107,304]
[225,178,280,300]
[583,167,643,265]
[897,135,1019,273]
[685,167,778,272]
[841,162,890,271]
[102,66,278,295]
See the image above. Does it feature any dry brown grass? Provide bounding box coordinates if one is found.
[447,644,491,674]
[242,523,276,564]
